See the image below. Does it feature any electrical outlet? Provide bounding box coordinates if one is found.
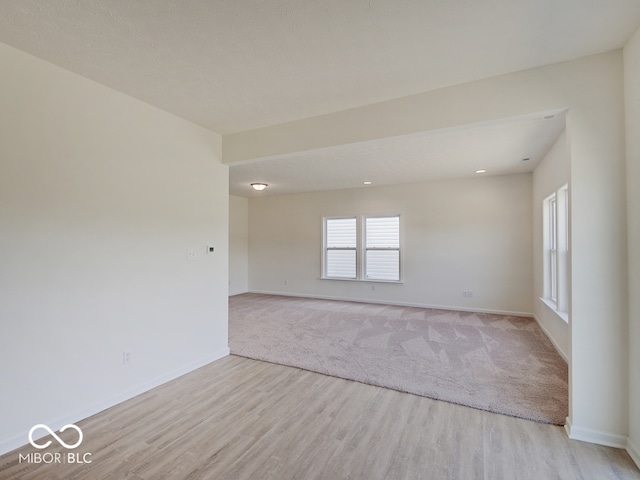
[187,249,196,260]
[463,290,473,298]
[123,352,131,364]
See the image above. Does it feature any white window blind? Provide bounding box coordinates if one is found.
[323,215,401,282]
[325,217,357,278]
[365,216,400,281]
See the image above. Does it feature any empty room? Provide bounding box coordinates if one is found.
[1,1,640,479]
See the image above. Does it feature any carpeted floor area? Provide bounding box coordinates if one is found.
[229,293,568,425]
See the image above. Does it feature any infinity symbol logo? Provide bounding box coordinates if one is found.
[28,424,83,450]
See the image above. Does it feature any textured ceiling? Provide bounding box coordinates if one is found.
[0,0,639,135]
[0,1,638,197]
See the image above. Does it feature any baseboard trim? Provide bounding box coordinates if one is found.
[0,348,229,456]
[229,290,251,297]
[229,290,250,297]
[532,313,568,363]
[628,437,640,469]
[565,419,628,449]
[565,418,639,469]
[247,290,534,318]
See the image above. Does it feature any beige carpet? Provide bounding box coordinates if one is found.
[229,293,568,425]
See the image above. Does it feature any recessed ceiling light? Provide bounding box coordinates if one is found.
[363,181,372,185]
[475,169,487,174]
[251,183,268,191]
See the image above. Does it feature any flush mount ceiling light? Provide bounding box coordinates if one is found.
[475,169,487,174]
[363,181,372,185]
[251,183,268,191]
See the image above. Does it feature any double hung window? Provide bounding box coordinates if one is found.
[323,215,401,282]
[364,216,400,281]
[543,184,569,318]
[324,217,357,279]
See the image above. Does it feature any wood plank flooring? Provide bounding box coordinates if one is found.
[1,355,638,480]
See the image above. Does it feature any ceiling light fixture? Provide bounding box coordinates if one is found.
[251,183,268,191]
[363,181,372,185]
[475,169,487,174]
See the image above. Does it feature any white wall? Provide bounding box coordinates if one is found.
[230,51,629,448]
[624,25,640,467]
[229,195,249,295]
[249,174,533,315]
[0,43,229,454]
[532,131,570,360]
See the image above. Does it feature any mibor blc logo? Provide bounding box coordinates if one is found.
[29,424,83,449]
[19,424,92,464]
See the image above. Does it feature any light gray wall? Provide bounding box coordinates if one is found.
[248,174,533,315]
[229,195,249,295]
[532,130,570,360]
[0,42,229,453]
[624,24,640,467]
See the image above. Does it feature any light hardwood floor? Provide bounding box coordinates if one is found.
[2,355,638,480]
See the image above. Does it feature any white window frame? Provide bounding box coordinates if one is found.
[364,215,401,281]
[323,216,358,279]
[322,214,402,283]
[542,184,569,321]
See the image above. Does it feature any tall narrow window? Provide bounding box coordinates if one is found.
[364,216,400,281]
[324,217,357,279]
[549,195,557,303]
[542,184,569,319]
[556,185,569,312]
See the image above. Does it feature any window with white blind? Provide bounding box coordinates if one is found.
[365,216,400,281]
[324,217,357,279]
[542,184,569,320]
[323,215,401,282]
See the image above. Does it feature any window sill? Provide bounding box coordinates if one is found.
[321,277,403,284]
[539,297,569,323]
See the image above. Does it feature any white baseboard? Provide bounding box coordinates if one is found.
[0,348,229,456]
[628,437,640,469]
[229,291,249,297]
[532,313,568,363]
[565,418,628,449]
[229,290,249,297]
[248,289,534,318]
[566,422,640,469]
